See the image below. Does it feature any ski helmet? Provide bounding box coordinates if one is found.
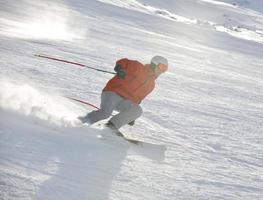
[151,55,168,73]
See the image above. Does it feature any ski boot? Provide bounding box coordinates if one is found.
[105,121,124,137]
[78,114,91,124]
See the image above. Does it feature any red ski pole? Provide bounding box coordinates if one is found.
[67,97,114,117]
[34,54,116,75]
[66,97,99,110]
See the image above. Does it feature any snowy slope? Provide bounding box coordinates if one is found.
[1,0,263,199]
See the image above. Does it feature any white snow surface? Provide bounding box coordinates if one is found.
[1,0,263,199]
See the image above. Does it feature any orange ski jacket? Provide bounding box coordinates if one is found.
[103,58,157,104]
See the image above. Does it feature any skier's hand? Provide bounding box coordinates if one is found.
[114,64,126,79]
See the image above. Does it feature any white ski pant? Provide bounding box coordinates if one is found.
[87,91,143,129]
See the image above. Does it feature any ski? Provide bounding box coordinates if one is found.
[98,130,167,161]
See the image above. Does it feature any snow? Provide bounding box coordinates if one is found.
[1,0,263,199]
[0,109,128,200]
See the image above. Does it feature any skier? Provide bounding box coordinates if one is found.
[78,55,168,134]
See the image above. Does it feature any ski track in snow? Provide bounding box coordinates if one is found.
[97,0,263,44]
[1,0,263,199]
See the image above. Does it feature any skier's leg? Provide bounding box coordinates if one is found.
[79,91,122,124]
[109,100,143,129]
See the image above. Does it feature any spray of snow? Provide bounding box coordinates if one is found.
[0,79,83,127]
[0,0,87,41]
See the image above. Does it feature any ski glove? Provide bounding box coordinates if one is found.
[114,64,126,79]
